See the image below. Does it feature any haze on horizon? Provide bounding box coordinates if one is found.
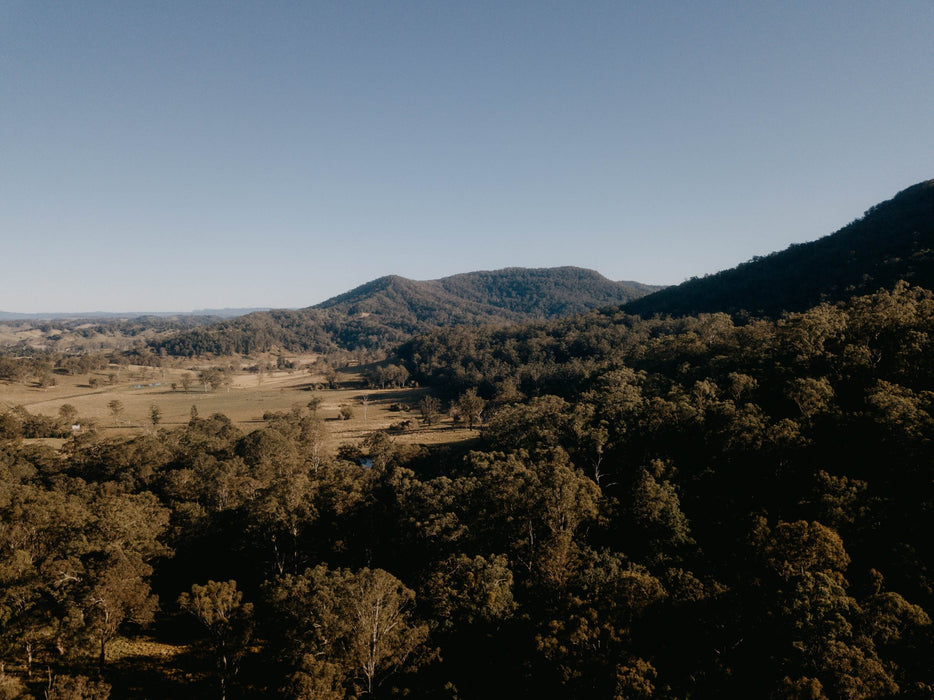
[2,1,933,313]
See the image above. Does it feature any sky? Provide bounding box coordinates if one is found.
[2,1,933,313]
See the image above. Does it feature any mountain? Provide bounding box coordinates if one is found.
[433,268,660,317]
[625,179,934,318]
[317,267,660,318]
[152,267,661,356]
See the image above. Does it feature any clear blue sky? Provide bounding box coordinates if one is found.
[2,1,932,312]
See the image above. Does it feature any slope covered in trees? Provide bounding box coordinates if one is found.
[626,179,934,318]
[151,267,660,356]
[0,315,226,353]
[394,280,934,697]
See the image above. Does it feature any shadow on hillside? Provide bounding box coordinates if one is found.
[366,387,429,403]
[106,649,208,699]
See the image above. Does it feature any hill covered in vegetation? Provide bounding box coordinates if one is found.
[0,314,227,353]
[152,267,660,356]
[626,179,934,318]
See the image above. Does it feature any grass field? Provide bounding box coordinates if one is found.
[0,357,474,452]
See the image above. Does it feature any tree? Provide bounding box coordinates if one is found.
[0,672,29,699]
[467,449,602,589]
[58,403,79,427]
[627,463,693,558]
[149,404,162,429]
[179,580,254,700]
[483,395,572,452]
[346,568,430,696]
[456,388,486,430]
[363,431,395,471]
[241,433,315,575]
[44,674,111,700]
[307,395,323,415]
[747,519,908,697]
[266,566,430,697]
[83,553,159,667]
[81,491,170,667]
[788,377,835,421]
[300,414,328,474]
[360,394,370,422]
[419,396,441,426]
[422,554,515,631]
[0,483,89,677]
[106,400,124,426]
[536,552,666,696]
[199,369,224,392]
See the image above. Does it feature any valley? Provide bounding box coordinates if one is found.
[0,354,471,451]
[7,2,930,695]
[2,183,934,698]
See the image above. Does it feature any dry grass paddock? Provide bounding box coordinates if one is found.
[0,358,475,453]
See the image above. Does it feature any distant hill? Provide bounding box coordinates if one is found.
[153,267,661,356]
[433,268,660,317]
[317,267,660,318]
[0,308,267,321]
[625,179,934,318]
[0,314,243,352]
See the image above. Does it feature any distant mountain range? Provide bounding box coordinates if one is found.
[0,308,269,322]
[625,179,934,318]
[152,267,662,356]
[64,178,934,356]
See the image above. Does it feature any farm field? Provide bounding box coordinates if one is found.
[0,356,472,453]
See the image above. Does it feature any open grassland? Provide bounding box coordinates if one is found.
[0,357,474,452]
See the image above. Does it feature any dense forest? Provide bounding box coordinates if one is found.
[3,279,934,698]
[151,268,659,357]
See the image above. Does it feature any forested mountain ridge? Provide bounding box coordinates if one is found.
[626,179,934,318]
[316,267,661,319]
[152,267,660,356]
